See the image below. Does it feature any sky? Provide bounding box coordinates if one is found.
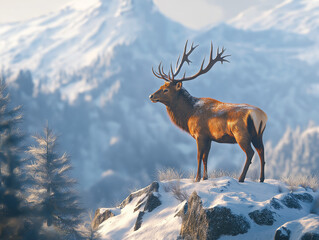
[0,0,281,29]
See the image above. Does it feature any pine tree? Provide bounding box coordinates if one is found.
[0,81,27,238]
[26,127,84,239]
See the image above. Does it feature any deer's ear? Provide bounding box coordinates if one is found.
[175,82,182,91]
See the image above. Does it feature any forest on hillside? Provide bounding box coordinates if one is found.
[0,81,100,240]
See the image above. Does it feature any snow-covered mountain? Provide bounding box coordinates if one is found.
[93,178,319,239]
[1,0,319,208]
[1,0,189,99]
[229,0,319,63]
[230,0,319,35]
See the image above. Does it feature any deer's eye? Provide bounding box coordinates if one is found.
[163,89,169,93]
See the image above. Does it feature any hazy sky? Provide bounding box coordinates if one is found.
[0,0,281,29]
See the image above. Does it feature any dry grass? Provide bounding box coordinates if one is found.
[158,168,239,182]
[157,168,189,202]
[188,170,196,180]
[281,175,319,192]
[209,169,238,179]
[163,180,189,202]
[157,168,184,181]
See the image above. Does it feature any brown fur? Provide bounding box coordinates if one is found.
[150,82,267,182]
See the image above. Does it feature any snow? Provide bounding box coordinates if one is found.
[194,99,205,107]
[97,177,319,240]
[99,190,181,240]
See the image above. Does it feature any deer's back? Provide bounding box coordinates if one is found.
[188,98,266,142]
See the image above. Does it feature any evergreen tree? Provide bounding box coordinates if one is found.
[0,81,28,239]
[26,127,84,239]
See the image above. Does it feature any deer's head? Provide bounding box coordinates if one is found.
[149,81,182,106]
[149,40,229,106]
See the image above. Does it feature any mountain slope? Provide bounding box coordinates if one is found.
[0,0,189,96]
[1,0,138,82]
[230,0,319,35]
[229,0,319,63]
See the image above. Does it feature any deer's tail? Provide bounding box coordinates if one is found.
[248,109,268,136]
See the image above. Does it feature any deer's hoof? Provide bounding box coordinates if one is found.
[260,178,264,183]
[238,178,245,183]
[203,176,208,180]
[195,177,201,182]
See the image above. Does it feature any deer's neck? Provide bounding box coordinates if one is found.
[166,88,198,133]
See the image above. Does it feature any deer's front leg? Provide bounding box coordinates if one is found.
[195,138,211,182]
[195,149,202,182]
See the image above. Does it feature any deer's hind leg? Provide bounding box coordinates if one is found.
[252,135,265,182]
[233,131,254,183]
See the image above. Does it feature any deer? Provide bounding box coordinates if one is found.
[149,41,267,183]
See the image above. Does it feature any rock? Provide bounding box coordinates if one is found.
[120,181,159,209]
[91,208,115,230]
[134,187,161,212]
[175,202,188,218]
[134,211,145,231]
[274,226,291,240]
[270,198,283,210]
[132,182,161,230]
[180,191,250,240]
[93,182,161,232]
[249,208,275,225]
[301,232,319,240]
[281,193,302,209]
[293,193,314,203]
[275,214,319,240]
[144,193,161,212]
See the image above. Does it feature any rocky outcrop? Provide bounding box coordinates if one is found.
[91,209,115,230]
[180,191,250,240]
[93,178,319,240]
[131,181,161,231]
[120,181,160,209]
[134,211,145,231]
[92,181,161,232]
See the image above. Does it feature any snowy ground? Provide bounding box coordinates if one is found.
[96,177,319,240]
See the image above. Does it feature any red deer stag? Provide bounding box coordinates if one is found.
[149,41,267,183]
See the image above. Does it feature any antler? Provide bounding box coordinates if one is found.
[152,40,230,82]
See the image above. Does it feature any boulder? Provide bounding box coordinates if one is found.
[275,214,319,240]
[281,193,302,209]
[249,208,275,225]
[180,191,250,240]
[274,226,290,240]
